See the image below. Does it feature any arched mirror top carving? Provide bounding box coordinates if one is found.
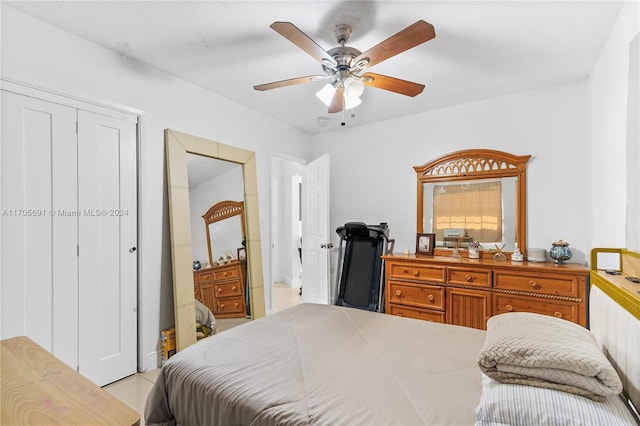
[203,200,246,266]
[415,149,531,257]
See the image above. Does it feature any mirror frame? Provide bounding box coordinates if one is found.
[166,129,265,352]
[203,200,246,266]
[415,149,531,257]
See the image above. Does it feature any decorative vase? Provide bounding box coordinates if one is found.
[550,240,572,264]
[492,244,507,262]
[193,260,201,270]
[468,248,480,259]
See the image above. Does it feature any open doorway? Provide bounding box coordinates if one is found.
[271,156,305,313]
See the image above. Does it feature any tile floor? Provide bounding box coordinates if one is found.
[272,281,303,313]
[103,282,302,424]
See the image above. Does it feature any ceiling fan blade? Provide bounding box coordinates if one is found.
[352,20,435,70]
[253,75,327,91]
[362,73,425,97]
[270,22,337,67]
[328,84,344,113]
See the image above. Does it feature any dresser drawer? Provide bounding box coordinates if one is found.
[217,296,245,314]
[214,267,239,281]
[194,271,214,283]
[214,280,243,298]
[448,267,492,288]
[388,263,445,283]
[494,294,578,323]
[494,272,580,297]
[387,304,445,323]
[387,281,444,310]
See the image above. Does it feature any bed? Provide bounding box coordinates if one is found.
[146,257,640,426]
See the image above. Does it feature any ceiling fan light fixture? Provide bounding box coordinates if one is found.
[315,83,362,111]
[344,78,365,98]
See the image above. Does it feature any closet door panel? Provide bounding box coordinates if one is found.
[0,91,79,368]
[77,110,137,386]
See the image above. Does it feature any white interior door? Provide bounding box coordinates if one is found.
[302,154,330,304]
[1,91,79,368]
[77,110,138,386]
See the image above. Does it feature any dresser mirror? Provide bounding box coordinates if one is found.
[415,149,531,257]
[166,129,265,352]
[202,200,245,266]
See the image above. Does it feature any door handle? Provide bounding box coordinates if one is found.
[129,247,137,253]
[320,243,334,249]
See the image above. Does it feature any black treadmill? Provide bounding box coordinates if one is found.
[335,222,392,312]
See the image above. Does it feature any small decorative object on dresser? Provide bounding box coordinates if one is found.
[492,244,507,262]
[528,248,546,262]
[511,248,524,262]
[193,260,201,270]
[416,233,435,255]
[237,247,246,261]
[469,241,481,259]
[550,240,572,264]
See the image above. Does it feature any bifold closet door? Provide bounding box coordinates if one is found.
[1,90,138,387]
[1,91,79,369]
[77,110,137,386]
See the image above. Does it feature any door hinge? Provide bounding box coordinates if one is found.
[75,121,78,133]
[77,244,79,257]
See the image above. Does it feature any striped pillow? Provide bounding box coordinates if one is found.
[476,374,638,426]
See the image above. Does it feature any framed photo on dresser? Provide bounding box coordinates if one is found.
[237,247,246,261]
[416,233,436,255]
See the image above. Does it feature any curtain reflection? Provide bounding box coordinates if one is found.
[433,180,502,243]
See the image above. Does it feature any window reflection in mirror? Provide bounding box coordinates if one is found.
[422,177,518,251]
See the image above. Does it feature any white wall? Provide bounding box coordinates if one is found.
[1,5,312,371]
[311,80,592,276]
[589,0,640,252]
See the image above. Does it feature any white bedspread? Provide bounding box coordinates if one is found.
[145,303,486,426]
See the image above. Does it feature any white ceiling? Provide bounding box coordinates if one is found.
[6,1,625,134]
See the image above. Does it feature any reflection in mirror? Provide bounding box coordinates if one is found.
[206,214,243,265]
[415,149,530,257]
[422,177,518,251]
[166,129,265,353]
[186,154,244,266]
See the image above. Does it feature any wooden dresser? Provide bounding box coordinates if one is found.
[194,260,247,319]
[383,254,589,329]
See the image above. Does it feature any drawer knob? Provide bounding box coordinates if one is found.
[395,290,402,296]
[234,303,239,308]
[413,269,419,277]
[427,294,435,301]
[554,311,563,318]
[529,280,539,288]
[506,304,514,312]
[220,304,225,309]
[465,274,473,282]
[232,286,237,291]
[223,272,228,277]
[395,313,403,317]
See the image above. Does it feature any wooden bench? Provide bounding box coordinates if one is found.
[1,336,139,425]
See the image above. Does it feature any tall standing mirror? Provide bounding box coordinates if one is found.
[415,149,531,257]
[166,129,265,352]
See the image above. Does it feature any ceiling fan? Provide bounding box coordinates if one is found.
[254,20,436,114]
